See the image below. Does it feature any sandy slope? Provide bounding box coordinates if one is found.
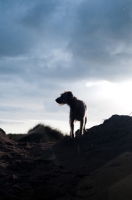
[1,115,132,199]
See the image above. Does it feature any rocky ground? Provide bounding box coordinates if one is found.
[1,114,132,200]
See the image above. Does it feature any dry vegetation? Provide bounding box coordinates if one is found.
[8,124,65,143]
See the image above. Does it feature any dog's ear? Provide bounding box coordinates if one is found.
[67,91,73,98]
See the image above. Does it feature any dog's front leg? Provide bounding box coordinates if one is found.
[83,116,87,133]
[70,119,74,138]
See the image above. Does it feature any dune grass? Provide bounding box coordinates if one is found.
[8,123,66,143]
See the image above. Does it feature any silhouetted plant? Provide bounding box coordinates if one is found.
[7,123,67,143]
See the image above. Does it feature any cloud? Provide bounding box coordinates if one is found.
[1,0,132,80]
[21,0,57,29]
[0,120,24,125]
[68,0,132,81]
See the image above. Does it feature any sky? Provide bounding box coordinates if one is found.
[1,0,132,134]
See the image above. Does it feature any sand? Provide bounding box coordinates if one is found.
[1,115,132,199]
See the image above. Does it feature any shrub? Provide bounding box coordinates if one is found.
[17,124,64,143]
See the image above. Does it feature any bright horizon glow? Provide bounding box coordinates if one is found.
[86,80,132,103]
[86,80,132,115]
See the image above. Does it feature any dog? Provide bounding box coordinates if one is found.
[55,91,87,138]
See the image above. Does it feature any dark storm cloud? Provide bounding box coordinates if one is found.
[67,0,132,81]
[0,0,132,94]
[0,1,37,56]
[21,0,57,29]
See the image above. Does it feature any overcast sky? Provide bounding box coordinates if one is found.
[1,0,132,134]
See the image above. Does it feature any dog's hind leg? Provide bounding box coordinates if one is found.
[80,118,85,136]
[83,116,87,133]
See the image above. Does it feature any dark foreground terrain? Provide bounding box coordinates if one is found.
[1,114,132,200]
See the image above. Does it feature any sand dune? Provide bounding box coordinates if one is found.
[0,115,132,199]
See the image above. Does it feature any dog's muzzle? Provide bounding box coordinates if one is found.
[55,98,61,104]
[55,97,64,105]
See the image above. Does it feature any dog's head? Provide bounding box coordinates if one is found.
[55,91,74,105]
